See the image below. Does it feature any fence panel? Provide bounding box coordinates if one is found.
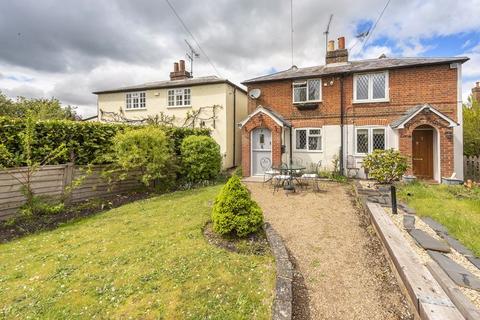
[0,164,144,220]
[464,156,480,182]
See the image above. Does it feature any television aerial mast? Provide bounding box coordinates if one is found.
[323,14,333,55]
[185,39,200,77]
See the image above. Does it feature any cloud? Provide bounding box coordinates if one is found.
[0,0,479,117]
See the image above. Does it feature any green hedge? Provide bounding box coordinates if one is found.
[180,136,222,183]
[0,117,210,166]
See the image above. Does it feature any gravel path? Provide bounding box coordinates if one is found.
[246,181,412,320]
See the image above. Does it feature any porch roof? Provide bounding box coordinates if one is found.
[390,104,458,129]
[238,106,291,128]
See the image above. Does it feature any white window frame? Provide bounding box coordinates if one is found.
[294,128,323,152]
[125,92,146,110]
[167,87,191,107]
[292,79,322,104]
[353,71,389,103]
[354,127,387,155]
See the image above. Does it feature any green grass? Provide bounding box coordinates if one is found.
[398,182,480,256]
[0,185,275,319]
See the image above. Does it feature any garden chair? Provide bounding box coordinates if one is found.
[273,163,291,193]
[347,155,360,178]
[260,157,278,185]
[300,160,322,191]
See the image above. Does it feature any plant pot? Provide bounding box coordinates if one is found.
[441,177,463,185]
[402,175,417,184]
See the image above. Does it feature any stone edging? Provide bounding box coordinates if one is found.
[264,222,293,320]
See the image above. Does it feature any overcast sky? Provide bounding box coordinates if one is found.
[0,0,479,118]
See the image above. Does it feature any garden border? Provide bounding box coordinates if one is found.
[264,222,293,320]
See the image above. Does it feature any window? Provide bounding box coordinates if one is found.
[125,92,146,109]
[295,128,322,151]
[293,79,321,103]
[354,71,388,102]
[355,127,386,154]
[167,88,191,107]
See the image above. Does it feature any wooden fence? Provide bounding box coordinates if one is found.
[464,156,480,182]
[0,164,144,220]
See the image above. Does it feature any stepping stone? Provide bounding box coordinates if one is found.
[403,215,415,231]
[441,234,473,256]
[421,217,448,234]
[466,256,480,270]
[398,202,416,215]
[428,250,480,291]
[409,229,451,253]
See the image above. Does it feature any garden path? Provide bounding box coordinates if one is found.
[246,181,413,320]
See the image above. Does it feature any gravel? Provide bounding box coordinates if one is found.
[246,181,412,320]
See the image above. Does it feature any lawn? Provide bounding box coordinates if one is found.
[0,185,275,319]
[398,182,480,256]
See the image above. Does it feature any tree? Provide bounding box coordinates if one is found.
[362,149,408,184]
[0,91,79,120]
[463,95,480,156]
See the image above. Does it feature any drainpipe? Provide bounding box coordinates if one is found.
[339,75,345,175]
[289,127,293,165]
[232,87,236,167]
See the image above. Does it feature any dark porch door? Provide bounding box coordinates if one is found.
[412,129,433,179]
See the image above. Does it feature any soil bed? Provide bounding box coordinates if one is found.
[245,181,413,320]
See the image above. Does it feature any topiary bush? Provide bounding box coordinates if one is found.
[111,126,175,186]
[180,135,222,183]
[211,175,263,237]
[363,149,408,184]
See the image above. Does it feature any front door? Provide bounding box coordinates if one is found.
[251,128,272,176]
[412,129,433,179]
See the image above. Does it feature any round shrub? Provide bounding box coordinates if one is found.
[211,175,263,237]
[180,135,221,183]
[363,149,408,184]
[112,126,174,186]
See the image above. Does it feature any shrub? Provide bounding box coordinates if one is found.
[180,135,222,183]
[211,175,263,237]
[112,126,175,186]
[363,149,408,184]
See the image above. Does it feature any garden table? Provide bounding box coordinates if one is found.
[271,164,306,191]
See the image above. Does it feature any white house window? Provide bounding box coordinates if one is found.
[354,71,388,102]
[293,79,321,103]
[125,92,146,109]
[295,128,322,151]
[355,127,386,154]
[168,88,191,107]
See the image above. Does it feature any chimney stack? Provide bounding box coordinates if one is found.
[472,81,480,103]
[170,59,192,80]
[326,36,348,65]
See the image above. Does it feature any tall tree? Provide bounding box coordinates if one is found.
[463,95,480,156]
[0,91,79,120]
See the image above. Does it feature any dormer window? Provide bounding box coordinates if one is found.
[293,79,321,103]
[353,71,389,103]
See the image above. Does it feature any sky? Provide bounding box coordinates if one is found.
[0,0,479,118]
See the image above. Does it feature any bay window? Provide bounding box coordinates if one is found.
[295,128,322,151]
[293,79,321,103]
[355,127,386,154]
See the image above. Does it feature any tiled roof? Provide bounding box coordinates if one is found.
[390,104,458,129]
[243,56,469,84]
[93,76,246,94]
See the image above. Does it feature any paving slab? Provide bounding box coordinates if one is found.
[409,229,451,253]
[403,215,415,231]
[399,202,416,215]
[466,256,480,271]
[428,250,480,291]
[422,217,448,234]
[441,234,474,256]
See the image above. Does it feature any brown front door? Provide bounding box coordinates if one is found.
[412,129,433,179]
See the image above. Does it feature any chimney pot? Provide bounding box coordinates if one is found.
[179,60,185,72]
[174,62,179,72]
[327,40,335,52]
[338,37,345,50]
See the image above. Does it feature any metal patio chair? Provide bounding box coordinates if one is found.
[300,160,322,191]
[273,163,291,193]
[347,155,360,178]
[260,157,278,185]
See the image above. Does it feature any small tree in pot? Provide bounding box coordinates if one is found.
[362,149,408,185]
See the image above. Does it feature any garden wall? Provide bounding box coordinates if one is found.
[0,164,143,220]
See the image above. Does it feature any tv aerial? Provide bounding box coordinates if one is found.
[185,39,200,76]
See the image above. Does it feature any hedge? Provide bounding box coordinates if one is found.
[0,117,210,166]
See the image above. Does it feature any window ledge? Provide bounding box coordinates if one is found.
[293,150,323,153]
[352,99,389,104]
[166,105,192,109]
[293,102,320,110]
[125,108,147,111]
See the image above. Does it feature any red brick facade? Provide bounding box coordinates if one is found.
[241,63,460,179]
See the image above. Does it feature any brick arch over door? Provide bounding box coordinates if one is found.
[398,109,454,179]
[241,113,283,177]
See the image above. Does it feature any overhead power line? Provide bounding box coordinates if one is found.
[164,0,221,77]
[360,0,393,51]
